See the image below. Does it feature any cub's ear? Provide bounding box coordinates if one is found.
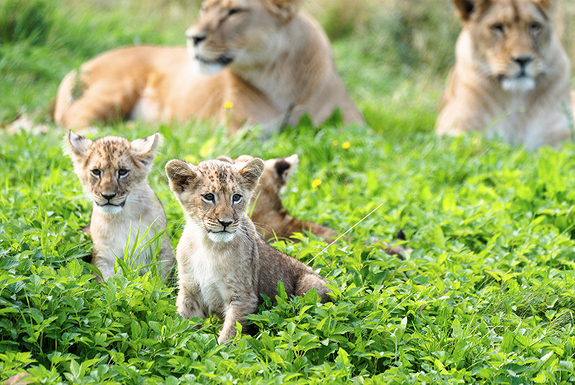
[131,133,160,166]
[452,0,488,21]
[273,154,298,186]
[216,155,234,164]
[66,130,92,157]
[165,159,197,194]
[236,157,265,190]
[235,154,254,163]
[264,0,303,22]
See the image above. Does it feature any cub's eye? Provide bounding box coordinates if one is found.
[203,193,215,203]
[118,169,129,176]
[91,169,101,177]
[491,23,505,34]
[232,194,242,203]
[529,22,542,34]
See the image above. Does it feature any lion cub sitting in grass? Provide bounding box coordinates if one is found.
[165,157,331,344]
[66,132,175,281]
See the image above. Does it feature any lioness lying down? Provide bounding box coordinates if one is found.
[54,0,364,134]
[436,0,572,149]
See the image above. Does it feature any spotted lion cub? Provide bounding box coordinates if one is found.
[165,158,332,344]
[66,132,175,281]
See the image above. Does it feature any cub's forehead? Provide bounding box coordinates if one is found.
[87,137,132,165]
[197,160,238,189]
[202,0,250,11]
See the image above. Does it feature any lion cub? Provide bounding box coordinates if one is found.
[66,132,175,281]
[165,158,331,344]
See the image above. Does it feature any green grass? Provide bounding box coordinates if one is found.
[2,0,575,384]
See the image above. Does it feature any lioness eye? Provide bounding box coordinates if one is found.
[91,169,101,177]
[118,169,129,176]
[232,194,242,203]
[530,22,542,33]
[203,193,215,202]
[491,23,505,34]
[228,8,243,16]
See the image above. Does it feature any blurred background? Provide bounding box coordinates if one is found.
[1,0,574,139]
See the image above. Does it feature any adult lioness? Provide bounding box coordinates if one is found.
[436,0,572,149]
[54,0,364,133]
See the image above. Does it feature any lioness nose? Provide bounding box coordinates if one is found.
[513,56,533,67]
[187,32,206,46]
[218,219,232,227]
[102,193,116,200]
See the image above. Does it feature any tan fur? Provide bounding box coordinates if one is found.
[436,0,572,149]
[165,158,331,344]
[66,132,175,281]
[54,0,364,134]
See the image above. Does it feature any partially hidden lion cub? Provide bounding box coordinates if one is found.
[219,154,338,242]
[436,0,572,149]
[54,0,364,134]
[66,132,175,281]
[165,157,332,344]
[220,154,409,257]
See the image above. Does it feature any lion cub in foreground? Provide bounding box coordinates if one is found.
[165,158,331,344]
[66,132,174,281]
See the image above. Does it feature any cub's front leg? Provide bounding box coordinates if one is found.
[176,281,207,320]
[218,294,259,344]
[91,249,118,281]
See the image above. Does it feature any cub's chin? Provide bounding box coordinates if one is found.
[207,231,236,243]
[95,203,124,215]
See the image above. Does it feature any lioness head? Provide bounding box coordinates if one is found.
[66,132,159,214]
[454,0,554,92]
[166,158,265,243]
[185,0,303,74]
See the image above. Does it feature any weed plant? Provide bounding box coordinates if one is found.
[1,0,575,384]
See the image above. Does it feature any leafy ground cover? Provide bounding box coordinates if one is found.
[2,0,575,384]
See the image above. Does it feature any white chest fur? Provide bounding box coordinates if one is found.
[178,231,236,315]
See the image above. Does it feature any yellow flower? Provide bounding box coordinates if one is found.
[332,140,339,146]
[312,179,322,188]
[342,141,351,150]
[223,101,234,109]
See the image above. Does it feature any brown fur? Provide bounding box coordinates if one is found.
[436,0,572,149]
[165,158,331,344]
[65,132,175,281]
[54,0,363,134]
[226,154,409,257]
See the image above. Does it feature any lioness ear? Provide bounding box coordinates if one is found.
[533,0,552,8]
[236,158,265,190]
[66,131,92,157]
[452,0,485,21]
[131,133,160,165]
[165,159,198,194]
[264,0,303,22]
[273,154,298,186]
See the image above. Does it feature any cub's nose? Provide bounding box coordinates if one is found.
[513,56,533,67]
[218,219,232,227]
[102,193,117,200]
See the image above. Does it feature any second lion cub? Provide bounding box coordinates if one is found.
[165,157,332,344]
[66,132,175,281]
